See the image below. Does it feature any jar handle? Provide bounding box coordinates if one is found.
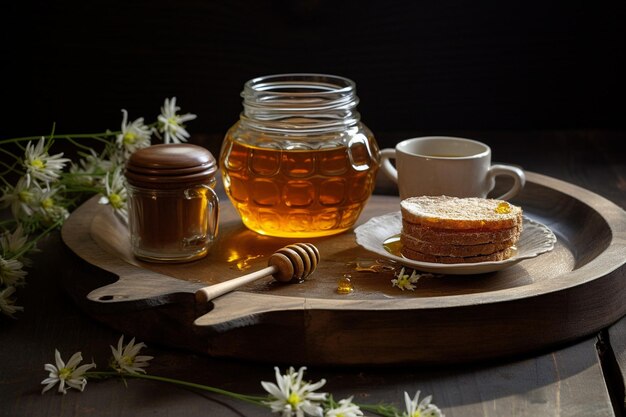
[184,185,220,240]
[201,185,220,239]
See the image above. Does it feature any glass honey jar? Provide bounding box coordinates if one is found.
[220,73,380,237]
[125,144,219,262]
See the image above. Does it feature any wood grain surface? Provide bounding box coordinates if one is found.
[2,130,624,417]
[60,171,626,365]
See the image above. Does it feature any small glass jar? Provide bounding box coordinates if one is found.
[220,73,380,237]
[125,144,219,262]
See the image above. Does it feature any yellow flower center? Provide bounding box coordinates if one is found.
[18,190,33,203]
[58,367,72,380]
[412,411,422,417]
[109,194,124,209]
[31,159,46,170]
[42,197,55,209]
[167,117,179,126]
[121,355,134,366]
[123,132,137,145]
[287,392,301,407]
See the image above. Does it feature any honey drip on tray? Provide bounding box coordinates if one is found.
[336,274,354,294]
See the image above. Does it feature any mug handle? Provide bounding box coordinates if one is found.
[488,164,526,201]
[380,148,399,183]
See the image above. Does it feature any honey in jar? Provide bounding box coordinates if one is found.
[220,73,380,237]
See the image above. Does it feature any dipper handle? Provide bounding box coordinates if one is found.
[195,243,320,303]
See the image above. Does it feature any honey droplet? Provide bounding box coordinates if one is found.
[337,274,354,294]
[495,201,511,214]
[229,254,263,271]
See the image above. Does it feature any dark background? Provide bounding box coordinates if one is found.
[3,1,625,155]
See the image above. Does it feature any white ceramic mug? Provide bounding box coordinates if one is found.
[380,136,525,200]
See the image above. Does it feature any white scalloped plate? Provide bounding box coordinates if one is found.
[355,212,557,275]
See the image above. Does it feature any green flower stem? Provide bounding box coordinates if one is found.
[85,371,269,407]
[61,184,104,194]
[0,122,159,147]
[359,403,399,417]
[0,134,114,157]
[0,146,21,161]
[66,137,103,152]
[0,132,117,144]
[12,218,65,260]
[0,219,16,228]
[0,161,23,183]
[82,371,402,417]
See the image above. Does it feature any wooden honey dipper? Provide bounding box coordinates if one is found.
[195,243,320,304]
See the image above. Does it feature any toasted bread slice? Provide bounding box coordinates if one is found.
[401,246,514,264]
[400,196,523,230]
[400,233,517,257]
[401,221,521,246]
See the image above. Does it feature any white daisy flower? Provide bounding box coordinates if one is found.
[1,225,33,267]
[261,366,328,417]
[33,185,69,226]
[0,176,37,219]
[1,225,29,258]
[104,147,127,176]
[157,97,197,144]
[400,390,444,417]
[391,267,422,291]
[98,167,128,223]
[110,335,153,374]
[0,256,27,287]
[116,109,152,157]
[41,204,70,226]
[325,396,363,417]
[23,137,70,185]
[0,286,24,318]
[39,193,70,226]
[69,149,114,186]
[41,350,96,394]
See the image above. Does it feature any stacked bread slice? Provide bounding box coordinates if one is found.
[400,196,523,264]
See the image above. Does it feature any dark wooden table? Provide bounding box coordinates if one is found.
[1,129,625,416]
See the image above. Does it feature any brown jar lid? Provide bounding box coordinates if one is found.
[125,144,217,189]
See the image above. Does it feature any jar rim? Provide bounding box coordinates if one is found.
[244,73,356,96]
[240,73,361,134]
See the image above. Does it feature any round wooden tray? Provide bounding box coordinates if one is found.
[61,172,626,365]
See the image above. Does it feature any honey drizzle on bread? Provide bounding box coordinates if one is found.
[400,196,523,230]
[400,196,523,264]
